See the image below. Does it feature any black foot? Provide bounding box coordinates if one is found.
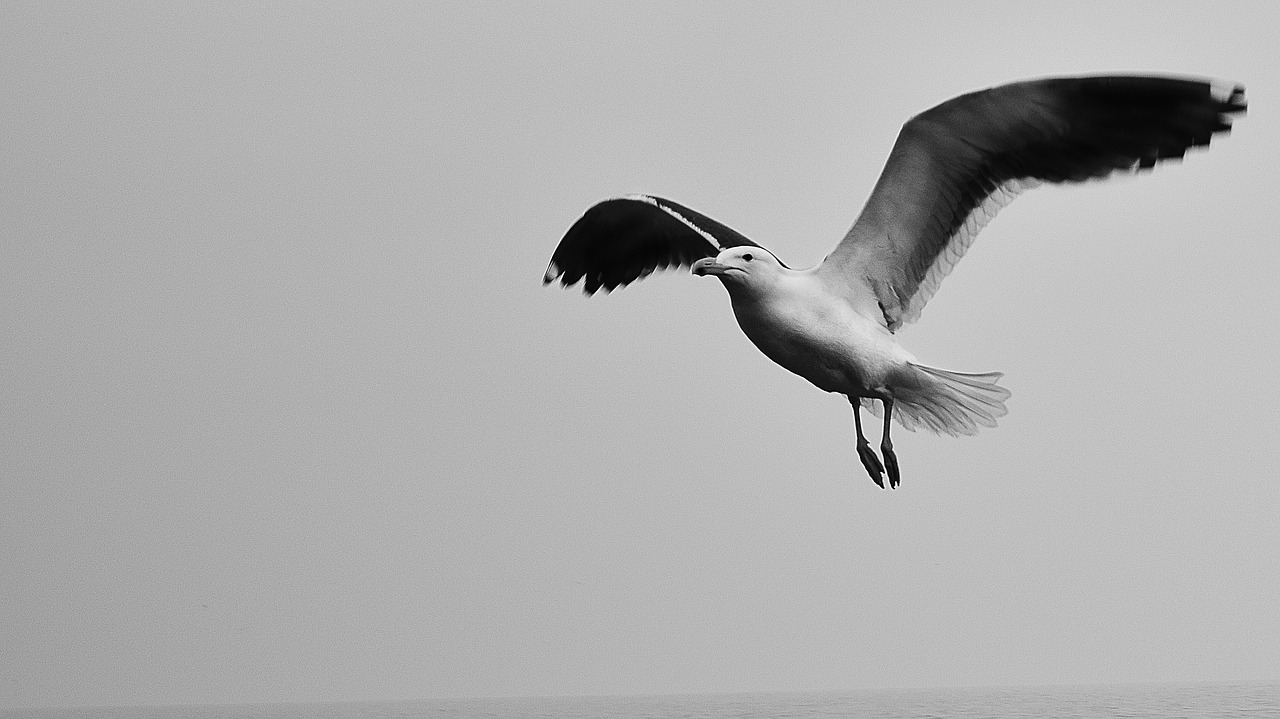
[882,443,900,489]
[857,442,885,489]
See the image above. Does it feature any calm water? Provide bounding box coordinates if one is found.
[5,683,1278,719]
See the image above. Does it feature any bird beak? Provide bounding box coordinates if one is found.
[691,258,728,276]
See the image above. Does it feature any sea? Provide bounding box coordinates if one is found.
[4,682,1278,719]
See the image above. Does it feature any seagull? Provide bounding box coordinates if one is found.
[543,75,1246,489]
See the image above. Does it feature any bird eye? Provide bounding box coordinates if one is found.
[743,253,754,262]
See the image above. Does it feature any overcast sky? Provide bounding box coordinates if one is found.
[3,1,1279,711]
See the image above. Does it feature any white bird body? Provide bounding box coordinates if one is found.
[696,247,1009,447]
[544,75,1246,488]
[712,254,911,397]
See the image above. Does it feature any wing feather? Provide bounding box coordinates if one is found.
[544,195,764,294]
[818,75,1246,329]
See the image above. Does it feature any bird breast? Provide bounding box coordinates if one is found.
[728,274,911,395]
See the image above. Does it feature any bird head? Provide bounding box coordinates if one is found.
[691,247,783,290]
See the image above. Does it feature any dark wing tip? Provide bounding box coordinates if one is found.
[1209,82,1247,133]
[542,260,561,285]
[543,195,761,294]
[1001,75,1248,183]
[1225,83,1247,112]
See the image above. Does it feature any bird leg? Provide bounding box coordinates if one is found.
[881,397,900,489]
[850,398,885,488]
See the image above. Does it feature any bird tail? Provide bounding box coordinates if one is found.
[861,363,1011,437]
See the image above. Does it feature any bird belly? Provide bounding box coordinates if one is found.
[731,294,910,397]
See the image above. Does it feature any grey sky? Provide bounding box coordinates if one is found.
[3,1,1278,710]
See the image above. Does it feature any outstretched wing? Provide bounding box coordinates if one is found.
[544,195,764,294]
[817,75,1246,330]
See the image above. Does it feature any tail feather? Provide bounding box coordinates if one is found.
[862,363,1011,437]
[937,375,1008,414]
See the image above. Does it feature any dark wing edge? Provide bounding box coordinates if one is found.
[544,195,763,294]
[820,75,1247,330]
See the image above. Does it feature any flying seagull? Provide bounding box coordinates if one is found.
[544,75,1246,489]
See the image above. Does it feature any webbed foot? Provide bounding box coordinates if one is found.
[882,442,900,489]
[857,442,886,489]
